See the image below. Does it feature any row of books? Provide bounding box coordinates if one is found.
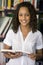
[0,0,40,10]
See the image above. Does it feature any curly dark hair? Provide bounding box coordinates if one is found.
[12,2,37,33]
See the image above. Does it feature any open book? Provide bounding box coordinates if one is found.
[0,49,30,56]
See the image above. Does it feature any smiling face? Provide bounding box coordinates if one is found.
[18,7,31,27]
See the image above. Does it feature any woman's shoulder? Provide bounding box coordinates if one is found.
[7,29,14,34]
[7,29,16,36]
[36,30,42,34]
[35,30,42,37]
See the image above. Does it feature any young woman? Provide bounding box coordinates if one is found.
[3,2,43,65]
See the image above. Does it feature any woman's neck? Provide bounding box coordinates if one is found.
[20,25,31,39]
[20,25,31,32]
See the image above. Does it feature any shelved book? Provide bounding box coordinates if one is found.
[0,0,2,10]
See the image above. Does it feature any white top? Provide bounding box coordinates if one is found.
[3,27,43,65]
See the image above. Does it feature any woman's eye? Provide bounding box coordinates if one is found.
[19,14,22,16]
[25,14,29,16]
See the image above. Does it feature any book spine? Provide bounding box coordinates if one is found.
[4,0,7,9]
[8,0,11,9]
[14,0,19,6]
[34,0,37,9]
[2,0,4,10]
[14,0,20,9]
[32,0,35,5]
[31,0,37,9]
[20,0,24,2]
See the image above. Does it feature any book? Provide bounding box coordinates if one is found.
[8,0,11,9]
[14,0,19,6]
[0,0,2,10]
[0,49,31,56]
[2,17,12,36]
[20,0,24,2]
[0,17,9,35]
[0,17,12,36]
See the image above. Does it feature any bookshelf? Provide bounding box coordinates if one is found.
[0,0,41,16]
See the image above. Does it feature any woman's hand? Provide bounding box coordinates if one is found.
[10,52,23,59]
[4,52,23,59]
[28,49,42,60]
[4,44,23,59]
[28,53,36,60]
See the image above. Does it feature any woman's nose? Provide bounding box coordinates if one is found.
[23,15,26,19]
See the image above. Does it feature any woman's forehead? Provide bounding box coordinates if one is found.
[19,7,29,11]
